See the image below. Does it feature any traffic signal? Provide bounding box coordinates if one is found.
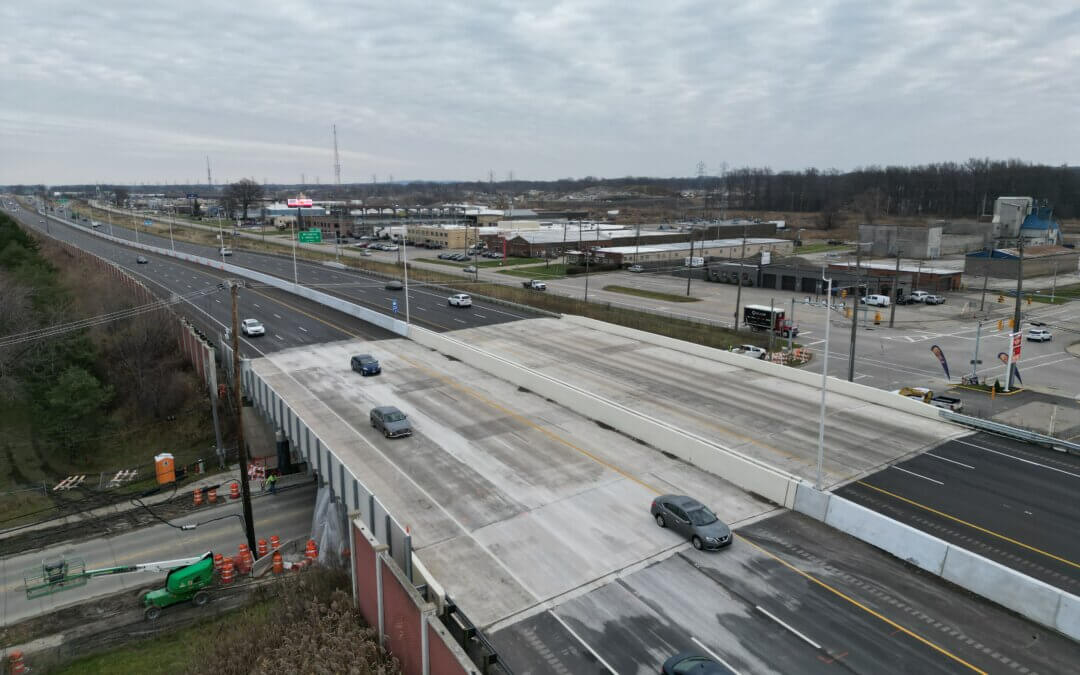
[997,319,1003,331]
[1008,318,1015,329]
[840,289,847,298]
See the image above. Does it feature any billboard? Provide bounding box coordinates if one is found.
[287,198,314,208]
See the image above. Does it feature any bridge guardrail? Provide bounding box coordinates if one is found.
[939,410,1080,456]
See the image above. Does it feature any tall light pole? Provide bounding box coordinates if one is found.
[816,269,833,490]
[847,242,868,381]
[402,222,411,326]
[291,208,300,285]
[888,245,901,328]
[230,281,258,553]
[732,223,748,330]
[1007,237,1025,390]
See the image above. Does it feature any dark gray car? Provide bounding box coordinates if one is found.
[651,495,731,551]
[370,406,412,438]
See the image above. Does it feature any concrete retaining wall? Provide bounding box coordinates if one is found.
[793,482,1080,641]
[408,325,800,509]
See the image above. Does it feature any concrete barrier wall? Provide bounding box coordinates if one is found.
[408,325,800,509]
[793,482,1080,641]
[561,315,943,421]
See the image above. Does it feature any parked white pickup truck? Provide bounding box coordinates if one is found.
[521,279,547,291]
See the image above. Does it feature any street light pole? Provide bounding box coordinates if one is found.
[291,208,300,285]
[402,222,411,326]
[889,247,901,328]
[1007,237,1025,390]
[847,242,864,381]
[816,270,833,490]
[978,247,991,314]
[733,224,748,330]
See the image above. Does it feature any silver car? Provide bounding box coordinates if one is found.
[370,406,412,438]
[651,495,731,551]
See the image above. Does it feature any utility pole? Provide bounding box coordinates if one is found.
[230,282,257,553]
[889,246,901,328]
[816,269,833,490]
[970,321,982,384]
[979,248,991,314]
[788,297,795,352]
[1007,237,1024,390]
[847,243,863,381]
[732,224,748,330]
[686,230,695,297]
[768,297,776,353]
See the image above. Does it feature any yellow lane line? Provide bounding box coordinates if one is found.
[737,535,988,674]
[855,480,1080,570]
[398,354,662,494]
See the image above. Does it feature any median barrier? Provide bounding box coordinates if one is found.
[824,496,947,575]
[1057,593,1080,641]
[408,325,800,509]
[940,545,1064,632]
[793,482,831,521]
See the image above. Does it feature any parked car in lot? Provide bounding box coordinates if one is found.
[909,290,929,302]
[651,495,731,551]
[924,294,945,305]
[240,319,265,336]
[1026,328,1052,342]
[661,653,737,675]
[463,265,478,274]
[627,264,645,273]
[370,406,411,438]
[385,280,404,290]
[860,294,890,307]
[350,353,381,376]
[448,293,472,307]
[136,256,148,264]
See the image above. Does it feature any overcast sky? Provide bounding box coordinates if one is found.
[1,1,1077,186]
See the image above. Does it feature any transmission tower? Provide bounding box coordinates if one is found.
[332,124,342,187]
[206,156,213,187]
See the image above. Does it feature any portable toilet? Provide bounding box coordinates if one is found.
[155,453,176,484]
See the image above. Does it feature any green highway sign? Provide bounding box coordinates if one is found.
[298,230,322,243]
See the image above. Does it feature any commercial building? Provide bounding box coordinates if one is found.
[964,246,1079,279]
[578,238,793,266]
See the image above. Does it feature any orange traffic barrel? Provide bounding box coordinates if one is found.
[272,551,284,575]
[193,488,203,506]
[207,487,217,503]
[257,539,269,559]
[220,559,235,584]
[229,482,239,500]
[9,650,26,675]
[305,539,318,563]
[213,554,224,573]
[270,535,281,550]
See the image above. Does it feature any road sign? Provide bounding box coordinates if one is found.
[298,230,322,244]
[391,300,399,314]
[287,198,313,208]
[1011,332,1022,360]
[186,193,199,199]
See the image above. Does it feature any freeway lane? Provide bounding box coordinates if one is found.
[837,432,1080,593]
[38,203,534,333]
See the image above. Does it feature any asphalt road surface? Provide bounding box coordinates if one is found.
[837,432,1080,594]
[1,482,316,627]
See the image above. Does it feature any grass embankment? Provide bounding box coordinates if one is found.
[0,211,215,525]
[602,285,702,303]
[497,264,569,279]
[1026,283,1080,304]
[69,201,761,351]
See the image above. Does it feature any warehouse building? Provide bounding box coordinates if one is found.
[576,238,793,266]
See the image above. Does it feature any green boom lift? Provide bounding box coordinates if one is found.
[24,551,216,620]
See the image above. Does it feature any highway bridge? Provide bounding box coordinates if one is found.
[6,201,1079,674]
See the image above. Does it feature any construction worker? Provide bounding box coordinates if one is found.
[266,471,278,495]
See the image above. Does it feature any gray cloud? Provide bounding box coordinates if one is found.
[1,0,1076,184]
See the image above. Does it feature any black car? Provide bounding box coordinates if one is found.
[351,354,381,376]
[661,653,737,674]
[651,495,731,551]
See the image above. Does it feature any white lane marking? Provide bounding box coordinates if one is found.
[925,453,974,470]
[454,318,466,324]
[298,326,308,333]
[955,439,1080,480]
[275,334,284,340]
[755,606,822,650]
[891,465,944,485]
[473,313,487,319]
[254,303,261,309]
[273,313,282,319]
[691,637,742,675]
[416,306,427,311]
[550,612,618,674]
[215,299,221,304]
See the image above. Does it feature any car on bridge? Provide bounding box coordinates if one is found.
[240,319,265,336]
[385,280,404,290]
[136,256,148,264]
[662,652,736,674]
[651,495,731,551]
[370,406,412,438]
[350,354,381,376]
[448,293,472,307]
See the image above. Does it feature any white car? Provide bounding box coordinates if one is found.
[627,265,645,273]
[909,290,929,302]
[737,344,767,359]
[219,247,233,257]
[1026,328,1052,342]
[448,293,472,307]
[241,319,265,336]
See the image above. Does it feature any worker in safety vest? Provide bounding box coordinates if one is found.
[265,472,278,494]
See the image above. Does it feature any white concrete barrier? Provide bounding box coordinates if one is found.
[794,484,1080,642]
[824,496,947,575]
[408,325,800,509]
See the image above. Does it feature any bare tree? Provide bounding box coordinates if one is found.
[226,179,263,222]
[112,187,129,207]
